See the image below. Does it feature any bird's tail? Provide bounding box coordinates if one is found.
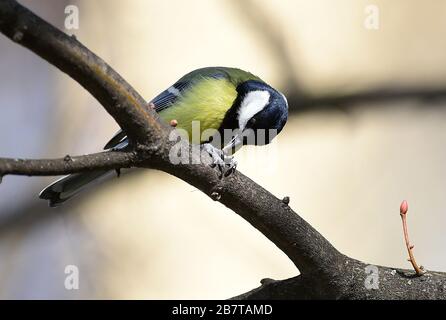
[39,170,109,207]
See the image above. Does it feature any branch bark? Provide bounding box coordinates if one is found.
[231,263,446,300]
[1,0,446,299]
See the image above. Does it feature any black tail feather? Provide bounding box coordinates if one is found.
[39,170,109,207]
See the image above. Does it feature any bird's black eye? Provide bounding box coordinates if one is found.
[248,118,256,126]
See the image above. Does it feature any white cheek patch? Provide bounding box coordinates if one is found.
[237,90,270,130]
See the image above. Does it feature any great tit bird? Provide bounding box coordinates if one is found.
[40,67,289,206]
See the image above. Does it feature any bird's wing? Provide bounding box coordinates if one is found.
[103,80,193,149]
[103,129,127,150]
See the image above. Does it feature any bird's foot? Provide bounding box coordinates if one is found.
[202,144,237,178]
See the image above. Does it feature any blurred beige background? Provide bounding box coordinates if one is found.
[1,0,446,299]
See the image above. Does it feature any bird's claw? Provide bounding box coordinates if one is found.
[203,144,237,178]
[219,156,237,178]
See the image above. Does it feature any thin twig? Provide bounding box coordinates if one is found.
[400,200,425,276]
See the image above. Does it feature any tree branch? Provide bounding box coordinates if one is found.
[232,262,446,300]
[1,0,446,299]
[150,150,343,276]
[0,150,137,177]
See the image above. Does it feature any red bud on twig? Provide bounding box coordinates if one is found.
[400,200,408,215]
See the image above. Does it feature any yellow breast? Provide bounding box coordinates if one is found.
[159,77,237,144]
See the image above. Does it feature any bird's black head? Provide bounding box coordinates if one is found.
[235,80,288,146]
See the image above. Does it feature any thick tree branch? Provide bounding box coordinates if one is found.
[230,222,444,300]
[148,147,343,276]
[232,262,446,300]
[1,0,446,299]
